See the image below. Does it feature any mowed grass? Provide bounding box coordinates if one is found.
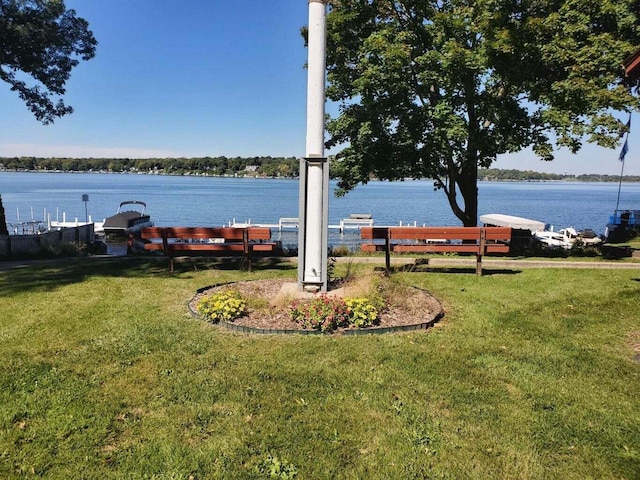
[0,258,638,479]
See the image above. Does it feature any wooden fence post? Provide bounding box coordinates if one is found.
[476,228,486,276]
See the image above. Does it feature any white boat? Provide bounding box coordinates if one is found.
[533,229,573,249]
[103,201,153,236]
[534,227,602,250]
[560,227,602,246]
[481,214,601,250]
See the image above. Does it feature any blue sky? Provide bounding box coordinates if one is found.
[0,0,637,175]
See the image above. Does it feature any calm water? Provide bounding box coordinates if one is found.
[2,172,639,247]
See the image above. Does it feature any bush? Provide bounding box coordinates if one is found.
[289,295,350,332]
[197,289,246,323]
[330,244,351,257]
[345,298,379,327]
[568,240,600,257]
[289,295,383,332]
[25,241,87,259]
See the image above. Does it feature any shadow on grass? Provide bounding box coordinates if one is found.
[170,256,295,273]
[0,255,296,296]
[0,257,166,296]
[410,266,521,276]
[372,264,521,276]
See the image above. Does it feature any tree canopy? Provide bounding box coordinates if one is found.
[325,0,640,225]
[0,0,96,124]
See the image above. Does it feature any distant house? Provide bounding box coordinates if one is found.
[623,48,640,80]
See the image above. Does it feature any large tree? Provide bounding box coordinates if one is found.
[325,0,640,226]
[0,0,97,124]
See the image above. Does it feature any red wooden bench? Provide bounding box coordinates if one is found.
[360,226,512,275]
[132,226,276,271]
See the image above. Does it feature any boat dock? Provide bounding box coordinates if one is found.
[18,207,426,236]
[48,211,105,233]
[8,207,104,235]
[228,215,426,232]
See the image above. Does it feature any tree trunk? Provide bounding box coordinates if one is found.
[0,195,8,236]
[444,158,478,227]
[459,81,480,227]
[457,160,478,227]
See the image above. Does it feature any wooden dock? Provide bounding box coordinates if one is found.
[228,216,426,232]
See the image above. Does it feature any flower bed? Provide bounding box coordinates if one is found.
[189,278,443,334]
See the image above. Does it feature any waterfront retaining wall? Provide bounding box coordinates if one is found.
[0,224,95,257]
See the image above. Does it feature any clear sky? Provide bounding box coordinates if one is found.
[0,0,637,176]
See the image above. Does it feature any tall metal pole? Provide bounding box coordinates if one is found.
[298,0,329,292]
[616,113,631,213]
[615,158,625,212]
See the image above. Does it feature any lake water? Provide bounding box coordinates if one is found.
[2,171,639,248]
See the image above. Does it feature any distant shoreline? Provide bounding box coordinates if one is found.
[2,168,640,183]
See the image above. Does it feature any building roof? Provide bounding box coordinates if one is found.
[623,48,640,79]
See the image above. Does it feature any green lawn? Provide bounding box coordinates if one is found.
[0,258,638,479]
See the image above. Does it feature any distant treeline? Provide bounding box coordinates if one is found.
[0,156,300,178]
[1,157,639,182]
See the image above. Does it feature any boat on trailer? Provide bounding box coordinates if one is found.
[103,201,153,236]
[605,209,640,243]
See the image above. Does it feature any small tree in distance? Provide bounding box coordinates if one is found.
[325,0,640,226]
[0,0,97,124]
